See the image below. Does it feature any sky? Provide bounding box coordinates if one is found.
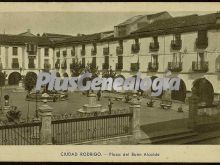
[0,11,214,36]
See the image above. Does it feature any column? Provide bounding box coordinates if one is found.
[188,89,199,129]
[38,101,53,145]
[38,48,41,69]
[129,95,142,141]
[22,46,25,69]
[5,46,8,69]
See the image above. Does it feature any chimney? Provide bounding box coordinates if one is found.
[27,29,31,33]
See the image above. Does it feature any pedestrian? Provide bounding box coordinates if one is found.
[108,98,113,114]
[97,90,101,101]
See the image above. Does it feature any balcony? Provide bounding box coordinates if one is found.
[171,40,182,51]
[130,63,139,72]
[91,48,97,56]
[192,61,208,72]
[196,37,208,49]
[103,47,109,55]
[149,42,159,52]
[102,63,109,70]
[116,46,123,55]
[148,62,159,72]
[55,63,60,69]
[131,44,140,54]
[28,63,35,69]
[12,63,19,69]
[81,49,86,56]
[44,64,51,70]
[116,63,123,71]
[168,62,182,72]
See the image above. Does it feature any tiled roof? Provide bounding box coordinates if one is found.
[42,33,73,42]
[132,13,220,35]
[0,34,52,46]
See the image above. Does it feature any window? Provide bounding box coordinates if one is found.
[0,46,1,55]
[63,50,67,57]
[172,53,181,63]
[44,59,49,64]
[44,48,49,56]
[12,58,19,68]
[12,47,18,56]
[56,51,60,57]
[71,46,75,56]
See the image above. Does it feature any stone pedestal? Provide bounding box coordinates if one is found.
[38,101,53,145]
[188,95,199,129]
[78,93,107,113]
[130,96,142,141]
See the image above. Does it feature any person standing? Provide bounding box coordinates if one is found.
[108,98,113,114]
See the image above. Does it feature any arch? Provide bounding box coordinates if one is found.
[63,72,69,77]
[171,79,186,102]
[115,74,125,80]
[56,72,61,77]
[8,72,21,85]
[192,78,214,106]
[26,71,37,79]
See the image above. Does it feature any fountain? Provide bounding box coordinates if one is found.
[78,92,107,113]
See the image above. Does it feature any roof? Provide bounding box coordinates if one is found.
[133,13,220,35]
[18,31,36,37]
[42,33,73,42]
[116,11,170,26]
[0,34,52,46]
[54,31,114,46]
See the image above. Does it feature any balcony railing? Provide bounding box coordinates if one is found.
[103,47,109,55]
[116,63,123,71]
[12,63,19,69]
[131,44,140,54]
[192,61,208,72]
[116,46,123,55]
[148,62,159,72]
[55,63,60,69]
[168,62,182,72]
[28,63,35,69]
[102,63,109,70]
[149,42,159,52]
[81,49,86,56]
[91,48,97,56]
[196,37,208,49]
[171,40,182,50]
[130,63,139,72]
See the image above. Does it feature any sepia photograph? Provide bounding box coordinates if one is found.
[0,2,220,162]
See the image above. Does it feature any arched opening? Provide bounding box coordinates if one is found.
[115,74,125,80]
[171,79,186,102]
[192,78,214,106]
[63,72,69,77]
[56,72,61,77]
[8,72,21,85]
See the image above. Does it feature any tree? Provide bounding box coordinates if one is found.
[24,72,37,121]
[24,72,37,93]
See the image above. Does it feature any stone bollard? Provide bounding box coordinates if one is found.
[188,93,199,129]
[129,95,142,142]
[38,100,53,145]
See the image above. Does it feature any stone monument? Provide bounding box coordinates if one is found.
[78,92,107,113]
